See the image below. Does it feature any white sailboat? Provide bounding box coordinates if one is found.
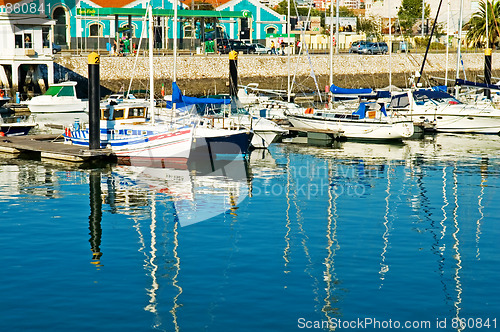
[389,89,500,134]
[64,6,193,165]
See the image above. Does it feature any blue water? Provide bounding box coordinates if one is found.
[1,133,499,331]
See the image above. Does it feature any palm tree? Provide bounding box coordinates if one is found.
[464,0,500,48]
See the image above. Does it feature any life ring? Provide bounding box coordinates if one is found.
[0,90,4,98]
[305,107,314,114]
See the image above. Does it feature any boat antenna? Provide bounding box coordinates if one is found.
[416,0,443,85]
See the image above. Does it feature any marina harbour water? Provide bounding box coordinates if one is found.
[0,133,499,331]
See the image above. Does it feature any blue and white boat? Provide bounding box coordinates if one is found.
[64,101,193,165]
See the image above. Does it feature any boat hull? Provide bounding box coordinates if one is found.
[407,110,500,134]
[288,114,414,140]
[67,127,193,164]
[0,123,36,136]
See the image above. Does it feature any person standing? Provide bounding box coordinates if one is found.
[271,40,276,55]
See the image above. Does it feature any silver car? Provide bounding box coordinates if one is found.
[246,43,272,54]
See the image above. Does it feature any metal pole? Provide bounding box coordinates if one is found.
[421,0,425,38]
[329,0,334,86]
[149,5,155,124]
[335,0,339,54]
[455,0,464,98]
[287,0,291,102]
[88,52,100,150]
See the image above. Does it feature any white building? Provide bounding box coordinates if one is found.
[0,14,55,99]
[364,0,478,28]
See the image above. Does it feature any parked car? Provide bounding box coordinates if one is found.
[217,39,256,54]
[359,42,388,55]
[52,43,61,54]
[349,40,369,54]
[246,42,272,54]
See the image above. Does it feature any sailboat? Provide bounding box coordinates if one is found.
[389,88,500,134]
[164,82,254,156]
[63,5,193,165]
[286,92,415,140]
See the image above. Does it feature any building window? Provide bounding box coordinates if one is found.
[15,33,33,49]
[15,35,23,48]
[24,33,33,48]
[89,23,103,37]
[266,27,276,34]
[184,25,193,38]
[42,27,50,48]
[53,7,67,45]
[120,24,135,38]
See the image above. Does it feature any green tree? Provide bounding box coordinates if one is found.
[397,0,431,36]
[274,0,322,16]
[464,0,500,47]
[357,16,380,39]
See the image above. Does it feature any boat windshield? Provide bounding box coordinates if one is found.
[44,85,75,97]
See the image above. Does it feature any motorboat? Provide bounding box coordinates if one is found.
[22,81,88,114]
[22,81,88,131]
[390,89,500,134]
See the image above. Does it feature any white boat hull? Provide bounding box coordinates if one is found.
[288,114,414,140]
[24,96,88,114]
[407,109,500,134]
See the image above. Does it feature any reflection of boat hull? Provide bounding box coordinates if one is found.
[251,131,280,148]
[288,114,414,140]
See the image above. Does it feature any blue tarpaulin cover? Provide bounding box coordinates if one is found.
[168,82,231,108]
[330,84,373,95]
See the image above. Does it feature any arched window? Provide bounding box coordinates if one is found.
[89,23,103,37]
[184,25,193,38]
[266,26,276,35]
[120,24,135,38]
[52,7,67,45]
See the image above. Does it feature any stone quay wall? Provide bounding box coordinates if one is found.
[55,52,500,96]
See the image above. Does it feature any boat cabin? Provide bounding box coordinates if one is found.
[101,102,148,122]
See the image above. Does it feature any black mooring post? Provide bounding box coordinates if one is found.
[485,48,492,99]
[229,50,238,97]
[88,52,100,150]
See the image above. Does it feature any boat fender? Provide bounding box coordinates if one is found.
[0,132,4,137]
[305,108,314,114]
[64,127,71,137]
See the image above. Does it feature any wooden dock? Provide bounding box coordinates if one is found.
[0,134,116,164]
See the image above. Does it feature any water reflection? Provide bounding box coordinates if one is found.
[88,170,103,267]
[278,133,500,327]
[0,133,499,331]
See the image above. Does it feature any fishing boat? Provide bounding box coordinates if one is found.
[389,89,500,134]
[64,101,193,165]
